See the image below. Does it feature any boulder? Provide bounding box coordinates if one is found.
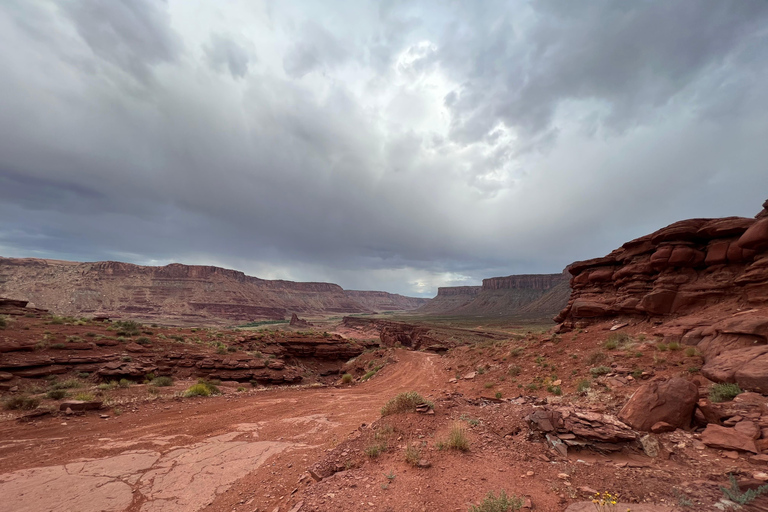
[570,300,614,318]
[697,217,755,239]
[617,378,698,431]
[701,424,758,453]
[702,346,768,384]
[738,218,768,252]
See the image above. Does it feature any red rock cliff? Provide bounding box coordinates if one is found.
[557,199,768,393]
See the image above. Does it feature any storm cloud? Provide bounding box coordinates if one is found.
[1,1,767,296]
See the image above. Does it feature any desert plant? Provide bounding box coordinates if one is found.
[118,378,131,388]
[341,373,354,384]
[381,391,433,416]
[720,474,768,505]
[0,316,7,329]
[668,341,681,351]
[136,336,151,345]
[508,365,521,377]
[684,347,700,357]
[509,347,524,357]
[468,490,523,512]
[362,370,377,381]
[495,391,502,399]
[46,389,68,400]
[586,351,606,365]
[404,443,421,466]
[365,442,387,458]
[484,382,494,389]
[576,379,591,394]
[710,383,742,403]
[656,342,669,351]
[150,376,174,387]
[3,396,40,410]
[446,422,470,451]
[50,343,67,349]
[183,379,221,397]
[51,378,84,390]
[74,393,95,401]
[590,366,611,377]
[547,384,562,396]
[98,381,119,391]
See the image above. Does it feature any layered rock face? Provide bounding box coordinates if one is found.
[341,290,429,312]
[557,199,768,392]
[417,273,570,318]
[0,258,425,324]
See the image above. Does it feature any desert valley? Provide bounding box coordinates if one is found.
[0,199,767,511]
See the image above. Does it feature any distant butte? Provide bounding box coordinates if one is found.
[0,258,427,325]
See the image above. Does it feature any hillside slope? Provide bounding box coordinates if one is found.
[0,257,425,324]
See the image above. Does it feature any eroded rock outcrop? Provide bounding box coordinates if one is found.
[617,378,698,431]
[557,199,768,393]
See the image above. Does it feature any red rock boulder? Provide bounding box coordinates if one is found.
[738,218,768,252]
[617,378,698,431]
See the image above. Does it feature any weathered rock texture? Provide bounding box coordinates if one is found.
[557,199,768,393]
[417,272,570,318]
[617,378,698,431]
[0,258,425,325]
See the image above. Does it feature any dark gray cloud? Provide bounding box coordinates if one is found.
[59,0,182,82]
[0,1,767,296]
[204,34,252,79]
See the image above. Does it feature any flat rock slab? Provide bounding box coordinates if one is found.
[565,502,676,512]
[60,400,103,411]
[0,432,293,512]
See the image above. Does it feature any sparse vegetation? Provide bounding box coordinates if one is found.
[341,373,354,384]
[720,473,768,505]
[509,347,524,357]
[710,383,742,403]
[547,384,562,396]
[365,442,388,458]
[46,389,68,400]
[590,366,611,377]
[74,393,95,401]
[0,316,7,329]
[586,351,606,365]
[445,422,469,451]
[404,442,422,466]
[381,391,433,416]
[3,396,40,410]
[656,342,669,351]
[684,347,700,357]
[576,379,591,394]
[150,376,174,387]
[51,378,84,390]
[118,378,131,388]
[668,341,681,351]
[183,380,221,397]
[468,490,523,512]
[507,365,521,377]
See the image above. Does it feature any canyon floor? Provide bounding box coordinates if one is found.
[1,314,767,512]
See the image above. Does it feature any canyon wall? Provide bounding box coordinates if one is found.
[557,199,768,393]
[342,290,429,312]
[416,273,569,319]
[0,258,425,325]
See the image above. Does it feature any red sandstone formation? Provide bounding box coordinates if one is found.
[416,273,569,317]
[557,198,768,393]
[0,258,425,325]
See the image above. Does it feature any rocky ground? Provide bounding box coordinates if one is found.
[2,308,768,511]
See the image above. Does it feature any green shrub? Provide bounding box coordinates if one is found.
[74,393,95,401]
[381,391,434,416]
[50,343,67,349]
[184,379,221,397]
[710,383,742,403]
[0,316,6,329]
[720,473,768,505]
[404,443,422,466]
[547,384,562,396]
[341,373,353,384]
[656,342,669,351]
[508,365,521,377]
[590,366,611,377]
[604,339,618,350]
[362,370,377,381]
[365,442,387,458]
[51,379,83,390]
[150,376,174,387]
[3,396,40,410]
[509,347,524,357]
[446,422,469,451]
[484,382,494,389]
[586,351,606,365]
[576,379,591,394]
[98,381,119,391]
[684,347,700,357]
[136,336,151,345]
[668,341,681,351]
[118,378,131,388]
[46,389,68,400]
[468,490,523,512]
[495,391,502,399]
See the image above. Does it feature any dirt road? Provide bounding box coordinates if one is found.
[0,350,446,512]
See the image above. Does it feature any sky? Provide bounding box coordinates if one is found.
[1,1,768,297]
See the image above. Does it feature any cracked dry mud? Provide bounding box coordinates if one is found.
[0,350,443,512]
